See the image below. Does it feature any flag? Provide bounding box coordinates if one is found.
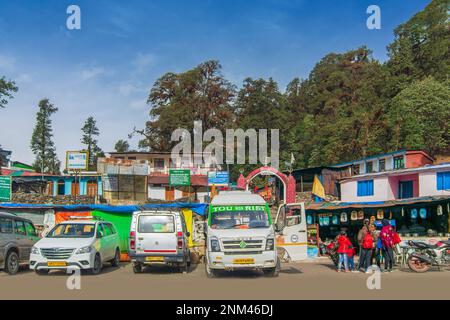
[312,174,325,200]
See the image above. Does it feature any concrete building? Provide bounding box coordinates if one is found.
[339,163,450,202]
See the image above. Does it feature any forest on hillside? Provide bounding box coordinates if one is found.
[133,0,449,178]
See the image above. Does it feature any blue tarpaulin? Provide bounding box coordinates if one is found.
[0,202,208,216]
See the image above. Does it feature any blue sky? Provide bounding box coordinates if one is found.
[0,0,430,165]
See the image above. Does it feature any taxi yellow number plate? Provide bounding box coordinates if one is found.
[233,258,255,264]
[47,261,67,267]
[146,256,164,262]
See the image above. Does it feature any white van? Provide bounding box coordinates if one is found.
[205,190,279,277]
[128,210,191,273]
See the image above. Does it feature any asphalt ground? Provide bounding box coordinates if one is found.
[1,258,450,299]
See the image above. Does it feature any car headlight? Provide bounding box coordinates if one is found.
[31,246,40,255]
[210,236,221,252]
[75,246,93,254]
[265,237,275,251]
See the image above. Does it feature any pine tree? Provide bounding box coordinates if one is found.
[81,116,103,170]
[30,99,60,174]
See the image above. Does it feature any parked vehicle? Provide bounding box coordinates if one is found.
[30,218,121,275]
[205,190,279,278]
[128,210,191,273]
[0,212,40,275]
[407,240,450,273]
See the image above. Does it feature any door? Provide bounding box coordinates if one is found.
[275,203,308,261]
[136,214,178,255]
[102,223,115,259]
[165,187,175,201]
[71,181,80,196]
[13,220,29,261]
[87,180,98,196]
[0,217,14,266]
[399,181,413,199]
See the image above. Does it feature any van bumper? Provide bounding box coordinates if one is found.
[207,251,277,270]
[129,252,186,264]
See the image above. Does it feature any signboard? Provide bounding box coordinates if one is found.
[207,171,229,186]
[0,176,12,202]
[169,169,190,186]
[66,151,88,170]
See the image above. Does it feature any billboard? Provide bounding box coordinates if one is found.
[169,169,190,186]
[66,151,89,170]
[0,176,12,202]
[207,171,229,186]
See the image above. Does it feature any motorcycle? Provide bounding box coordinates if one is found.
[407,240,450,273]
[319,241,339,268]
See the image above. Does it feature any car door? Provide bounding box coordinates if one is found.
[13,220,29,261]
[103,223,115,259]
[0,217,15,267]
[136,214,178,255]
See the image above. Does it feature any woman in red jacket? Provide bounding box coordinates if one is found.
[336,231,351,272]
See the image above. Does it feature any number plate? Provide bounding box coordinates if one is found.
[233,258,255,264]
[145,256,164,262]
[47,261,67,267]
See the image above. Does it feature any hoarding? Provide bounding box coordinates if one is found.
[207,171,229,186]
[0,176,12,202]
[66,151,89,170]
[169,169,190,186]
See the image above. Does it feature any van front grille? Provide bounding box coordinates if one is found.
[41,248,74,260]
[221,239,264,252]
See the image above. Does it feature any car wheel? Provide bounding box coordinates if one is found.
[132,262,142,274]
[90,253,102,275]
[35,269,50,275]
[179,258,189,273]
[205,260,219,278]
[262,259,280,277]
[5,251,20,275]
[110,249,120,267]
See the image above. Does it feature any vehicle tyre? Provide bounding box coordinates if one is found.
[132,262,142,274]
[35,269,50,275]
[407,256,430,273]
[180,258,189,273]
[262,259,280,277]
[205,260,219,278]
[5,251,20,275]
[110,249,120,267]
[90,253,102,275]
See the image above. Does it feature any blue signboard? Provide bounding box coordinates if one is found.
[208,171,229,186]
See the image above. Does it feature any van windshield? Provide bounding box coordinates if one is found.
[209,205,270,229]
[47,223,95,238]
[138,215,175,233]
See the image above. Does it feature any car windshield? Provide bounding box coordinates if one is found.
[47,223,95,238]
[138,215,175,233]
[209,205,270,229]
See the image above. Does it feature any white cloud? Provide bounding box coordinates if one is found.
[79,66,107,80]
[0,54,16,71]
[132,53,156,72]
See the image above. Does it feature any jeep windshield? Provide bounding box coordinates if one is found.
[47,223,95,238]
[209,205,271,229]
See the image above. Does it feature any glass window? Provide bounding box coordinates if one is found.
[138,215,175,233]
[96,223,105,237]
[154,158,165,169]
[14,220,27,236]
[357,180,374,196]
[379,159,386,172]
[351,164,360,175]
[366,161,373,173]
[0,218,13,234]
[25,222,37,236]
[393,156,404,169]
[437,171,450,190]
[102,224,113,236]
[209,206,270,230]
[47,223,95,238]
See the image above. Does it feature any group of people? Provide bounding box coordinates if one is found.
[334,218,401,273]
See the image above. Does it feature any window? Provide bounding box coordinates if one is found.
[0,218,13,234]
[437,171,450,190]
[357,180,374,197]
[96,224,105,237]
[351,164,360,175]
[47,224,95,238]
[379,159,386,172]
[14,220,27,235]
[102,223,113,236]
[138,215,175,233]
[57,179,65,195]
[366,161,373,173]
[393,156,404,169]
[25,222,37,237]
[127,156,137,160]
[154,158,165,169]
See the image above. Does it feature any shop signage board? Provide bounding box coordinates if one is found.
[66,151,89,171]
[207,171,229,186]
[0,176,12,202]
[169,169,190,186]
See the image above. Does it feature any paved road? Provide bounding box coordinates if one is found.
[1,259,450,299]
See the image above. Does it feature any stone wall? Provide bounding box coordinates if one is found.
[11,192,95,205]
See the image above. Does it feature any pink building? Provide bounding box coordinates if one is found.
[339,163,450,202]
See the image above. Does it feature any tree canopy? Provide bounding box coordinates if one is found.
[0,77,18,109]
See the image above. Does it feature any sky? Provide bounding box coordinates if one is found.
[0,0,431,166]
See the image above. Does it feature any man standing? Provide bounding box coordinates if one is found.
[357,219,370,271]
